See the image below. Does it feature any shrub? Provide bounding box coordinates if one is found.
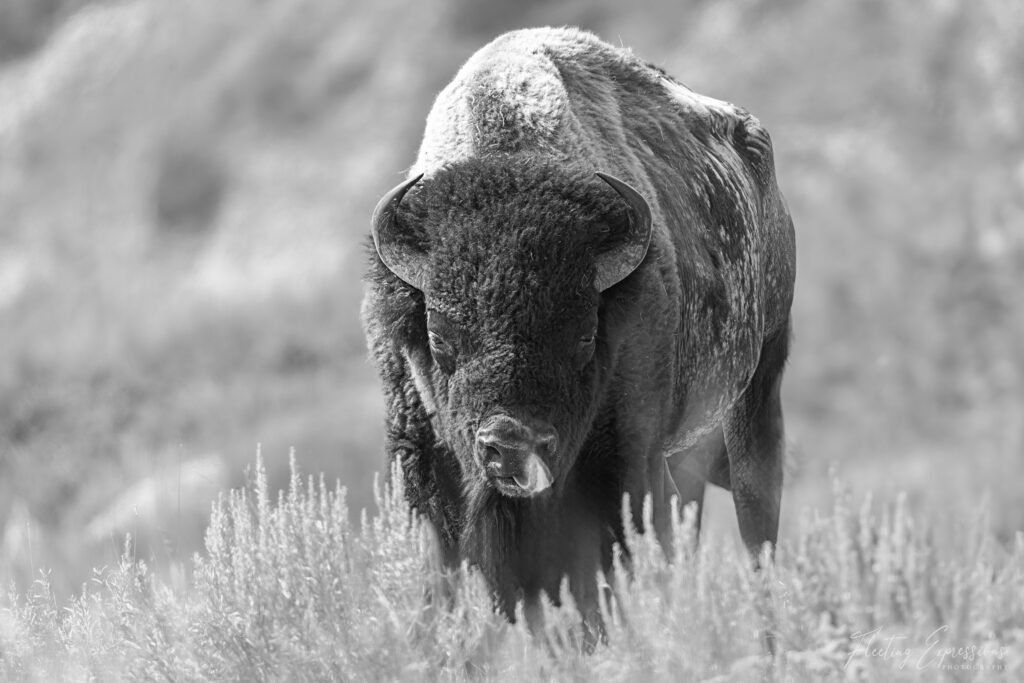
[1,456,1021,681]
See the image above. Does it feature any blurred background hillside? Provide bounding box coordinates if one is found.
[1,0,1021,597]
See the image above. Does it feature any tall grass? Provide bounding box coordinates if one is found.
[2,456,1021,681]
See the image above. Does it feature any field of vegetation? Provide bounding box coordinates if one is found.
[0,0,1022,678]
[2,458,1021,681]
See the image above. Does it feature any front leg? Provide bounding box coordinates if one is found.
[608,403,672,555]
[553,494,611,652]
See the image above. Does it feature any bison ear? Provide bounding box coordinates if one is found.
[593,172,653,292]
[371,173,430,291]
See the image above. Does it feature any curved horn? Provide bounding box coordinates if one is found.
[371,173,428,290]
[594,172,653,292]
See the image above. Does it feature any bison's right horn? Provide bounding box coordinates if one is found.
[371,173,429,291]
[594,172,653,292]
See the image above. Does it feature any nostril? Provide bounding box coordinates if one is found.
[483,445,502,470]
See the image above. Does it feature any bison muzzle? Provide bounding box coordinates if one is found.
[475,412,556,497]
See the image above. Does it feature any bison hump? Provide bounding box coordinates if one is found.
[660,77,776,186]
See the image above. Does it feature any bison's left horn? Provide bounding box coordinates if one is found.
[594,172,653,292]
[371,173,429,291]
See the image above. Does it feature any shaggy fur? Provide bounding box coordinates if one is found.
[362,27,796,631]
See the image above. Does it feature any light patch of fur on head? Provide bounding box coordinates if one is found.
[416,43,569,170]
[464,54,566,153]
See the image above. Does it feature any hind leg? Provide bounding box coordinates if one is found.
[653,456,705,560]
[666,463,706,538]
[673,469,706,554]
[667,424,730,544]
[724,324,789,559]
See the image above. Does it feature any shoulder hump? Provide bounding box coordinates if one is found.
[661,76,775,181]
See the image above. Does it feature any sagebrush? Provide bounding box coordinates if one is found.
[2,456,1021,681]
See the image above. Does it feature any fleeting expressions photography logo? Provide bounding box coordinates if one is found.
[846,625,1008,673]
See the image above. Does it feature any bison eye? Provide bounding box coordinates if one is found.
[427,330,456,372]
[575,330,597,367]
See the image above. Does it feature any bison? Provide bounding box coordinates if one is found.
[362,27,795,633]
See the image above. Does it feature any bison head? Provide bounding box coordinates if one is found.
[371,158,651,500]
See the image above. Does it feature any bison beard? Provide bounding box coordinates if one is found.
[459,470,617,626]
[362,26,796,643]
[461,485,522,617]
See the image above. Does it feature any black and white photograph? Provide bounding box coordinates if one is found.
[0,0,1021,679]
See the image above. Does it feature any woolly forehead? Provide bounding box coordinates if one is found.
[398,163,623,325]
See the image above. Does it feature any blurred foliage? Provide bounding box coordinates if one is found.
[0,0,84,61]
[0,0,1022,595]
